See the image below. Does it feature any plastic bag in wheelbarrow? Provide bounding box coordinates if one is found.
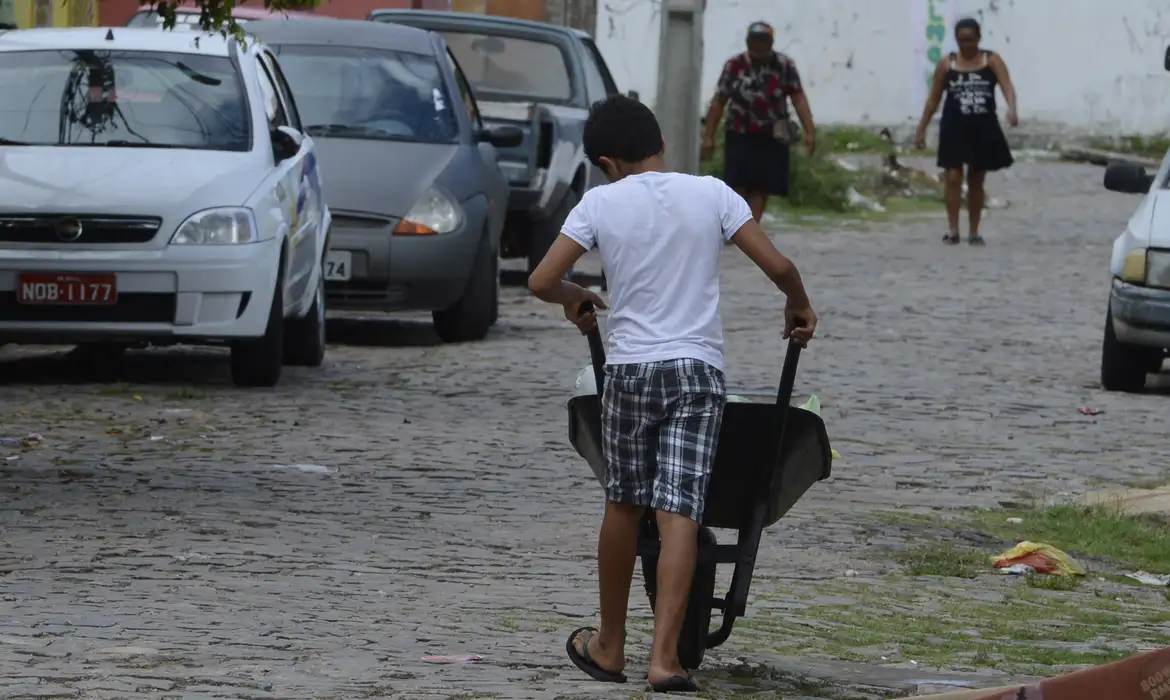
[566,393,833,531]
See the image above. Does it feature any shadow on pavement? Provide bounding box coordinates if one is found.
[325,316,442,348]
[0,346,236,386]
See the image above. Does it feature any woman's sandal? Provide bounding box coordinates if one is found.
[943,232,961,244]
[968,234,986,245]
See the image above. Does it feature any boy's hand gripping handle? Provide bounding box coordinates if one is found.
[580,301,606,397]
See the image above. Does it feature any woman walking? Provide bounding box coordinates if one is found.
[914,17,1017,245]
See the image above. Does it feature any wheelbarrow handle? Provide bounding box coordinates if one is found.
[774,339,801,408]
[767,338,802,488]
[580,301,606,396]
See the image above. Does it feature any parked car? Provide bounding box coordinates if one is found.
[1101,160,1170,391]
[246,18,521,343]
[0,27,330,387]
[124,5,316,29]
[368,10,631,274]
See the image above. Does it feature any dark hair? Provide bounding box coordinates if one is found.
[954,17,981,39]
[582,94,663,168]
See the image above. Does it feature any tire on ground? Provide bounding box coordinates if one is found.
[283,270,326,367]
[1101,305,1153,393]
[231,253,285,387]
[527,188,579,276]
[433,234,499,343]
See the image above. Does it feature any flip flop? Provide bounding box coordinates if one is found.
[943,232,961,244]
[968,234,986,245]
[565,627,626,683]
[647,674,700,693]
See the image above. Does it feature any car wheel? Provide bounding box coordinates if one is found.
[527,189,579,276]
[433,235,498,343]
[1101,305,1152,392]
[71,343,126,381]
[231,260,284,388]
[283,271,326,367]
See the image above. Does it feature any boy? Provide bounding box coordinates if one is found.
[528,95,816,693]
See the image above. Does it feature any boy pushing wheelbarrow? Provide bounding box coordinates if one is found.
[528,94,818,693]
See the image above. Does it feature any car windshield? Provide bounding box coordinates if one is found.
[438,31,572,102]
[0,50,250,150]
[270,44,459,144]
[125,12,254,29]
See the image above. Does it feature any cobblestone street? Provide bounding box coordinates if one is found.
[1,160,1166,699]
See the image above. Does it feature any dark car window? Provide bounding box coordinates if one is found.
[445,47,482,129]
[438,31,572,102]
[581,38,619,97]
[270,44,459,144]
[0,49,250,150]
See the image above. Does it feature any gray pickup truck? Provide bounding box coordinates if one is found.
[368,10,633,274]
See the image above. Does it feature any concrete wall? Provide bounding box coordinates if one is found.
[594,0,1170,136]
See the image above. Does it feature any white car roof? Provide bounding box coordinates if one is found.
[0,27,235,56]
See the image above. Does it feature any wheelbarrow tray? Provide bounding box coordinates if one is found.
[567,394,833,530]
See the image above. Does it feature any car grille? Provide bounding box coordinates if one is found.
[0,216,162,244]
[0,292,176,323]
[325,280,406,306]
[330,213,396,231]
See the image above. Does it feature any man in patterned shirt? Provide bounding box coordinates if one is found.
[701,21,816,222]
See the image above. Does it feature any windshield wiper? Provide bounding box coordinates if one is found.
[101,140,178,148]
[304,124,419,142]
[0,137,29,145]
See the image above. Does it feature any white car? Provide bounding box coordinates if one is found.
[0,27,331,387]
[1102,159,1170,392]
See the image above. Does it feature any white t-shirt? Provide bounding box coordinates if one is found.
[561,171,753,372]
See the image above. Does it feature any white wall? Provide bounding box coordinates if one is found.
[595,0,1170,135]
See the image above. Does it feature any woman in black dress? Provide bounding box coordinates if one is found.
[914,18,1017,245]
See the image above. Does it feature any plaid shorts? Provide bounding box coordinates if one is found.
[601,358,727,522]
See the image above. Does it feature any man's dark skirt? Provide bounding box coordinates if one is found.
[722,130,790,196]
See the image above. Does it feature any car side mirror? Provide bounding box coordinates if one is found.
[1164,44,1170,71]
[626,89,639,101]
[271,125,302,163]
[478,125,523,148]
[1104,161,1155,194]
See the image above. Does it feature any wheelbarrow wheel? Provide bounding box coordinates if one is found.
[638,526,717,670]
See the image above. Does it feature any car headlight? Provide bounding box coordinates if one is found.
[170,207,260,245]
[394,187,463,235]
[1147,250,1170,289]
[1120,249,1147,283]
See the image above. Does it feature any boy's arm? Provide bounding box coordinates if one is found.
[528,197,607,333]
[730,218,818,345]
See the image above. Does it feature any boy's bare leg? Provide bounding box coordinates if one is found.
[647,510,700,683]
[574,500,644,672]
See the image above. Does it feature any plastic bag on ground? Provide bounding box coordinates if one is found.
[991,541,1086,576]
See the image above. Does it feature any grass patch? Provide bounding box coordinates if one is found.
[700,123,943,218]
[742,577,1170,674]
[701,123,861,212]
[965,504,1170,574]
[1088,133,1170,159]
[898,543,984,578]
[819,125,892,154]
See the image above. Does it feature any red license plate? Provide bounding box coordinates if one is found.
[17,273,117,305]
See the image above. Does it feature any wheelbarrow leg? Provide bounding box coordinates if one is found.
[638,518,718,671]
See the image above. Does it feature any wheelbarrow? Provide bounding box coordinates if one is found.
[566,312,833,670]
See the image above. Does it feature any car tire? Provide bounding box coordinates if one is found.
[231,259,285,388]
[282,271,326,368]
[433,235,498,343]
[527,188,578,276]
[1101,305,1153,393]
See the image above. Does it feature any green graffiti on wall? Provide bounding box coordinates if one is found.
[0,0,16,26]
[925,0,946,92]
